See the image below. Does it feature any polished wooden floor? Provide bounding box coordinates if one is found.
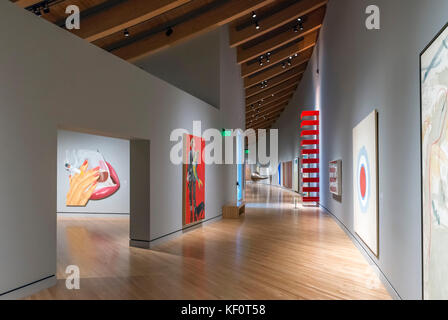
[28,183,391,300]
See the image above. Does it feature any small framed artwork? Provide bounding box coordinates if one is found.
[329,160,342,196]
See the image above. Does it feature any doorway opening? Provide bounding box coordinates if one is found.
[56,129,150,284]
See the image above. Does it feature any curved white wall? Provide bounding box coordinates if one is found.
[274,0,448,300]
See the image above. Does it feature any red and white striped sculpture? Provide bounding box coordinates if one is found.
[300,110,320,206]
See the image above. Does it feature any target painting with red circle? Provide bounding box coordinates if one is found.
[357,146,370,213]
[352,110,378,256]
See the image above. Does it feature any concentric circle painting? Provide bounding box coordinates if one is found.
[353,110,378,257]
[357,146,371,213]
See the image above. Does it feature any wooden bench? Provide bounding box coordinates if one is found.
[222,201,245,219]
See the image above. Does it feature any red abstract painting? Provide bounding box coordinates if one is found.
[183,134,205,226]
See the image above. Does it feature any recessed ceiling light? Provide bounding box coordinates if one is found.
[43,2,50,14]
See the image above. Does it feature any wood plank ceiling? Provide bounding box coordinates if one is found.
[11,0,327,130]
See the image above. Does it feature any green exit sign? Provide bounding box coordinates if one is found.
[221,129,232,137]
[245,149,250,154]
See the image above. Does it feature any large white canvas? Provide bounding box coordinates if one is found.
[353,110,378,256]
[421,24,448,300]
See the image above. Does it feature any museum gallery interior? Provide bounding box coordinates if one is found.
[1,0,448,302]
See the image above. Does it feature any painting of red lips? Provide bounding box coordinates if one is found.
[65,150,120,207]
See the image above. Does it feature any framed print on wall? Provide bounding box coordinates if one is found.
[353,110,378,256]
[421,22,448,300]
[182,134,205,227]
[329,160,342,196]
[293,158,299,192]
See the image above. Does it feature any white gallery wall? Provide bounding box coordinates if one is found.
[57,130,130,214]
[273,0,448,299]
[0,2,244,297]
[135,29,221,108]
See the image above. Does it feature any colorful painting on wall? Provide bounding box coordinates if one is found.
[329,160,342,196]
[283,161,293,189]
[421,23,448,300]
[293,158,299,192]
[183,134,205,226]
[64,149,120,207]
[278,163,282,185]
[353,110,378,256]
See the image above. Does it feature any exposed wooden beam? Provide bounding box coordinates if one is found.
[253,118,279,129]
[246,100,289,121]
[14,0,40,8]
[250,113,282,129]
[247,105,289,124]
[246,66,303,98]
[112,0,275,62]
[237,6,325,64]
[246,94,292,114]
[248,103,287,121]
[247,98,291,117]
[241,32,317,78]
[246,75,301,106]
[247,113,280,130]
[229,0,327,47]
[244,50,311,88]
[260,104,287,117]
[71,0,191,42]
[246,86,297,108]
[248,105,285,122]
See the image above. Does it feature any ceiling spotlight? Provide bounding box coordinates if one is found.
[295,53,298,57]
[282,62,286,69]
[166,27,173,37]
[252,11,257,19]
[297,17,303,22]
[259,59,263,66]
[124,29,130,37]
[294,25,298,33]
[255,21,260,30]
[34,7,42,16]
[43,2,50,14]
[299,22,304,31]
[287,60,292,66]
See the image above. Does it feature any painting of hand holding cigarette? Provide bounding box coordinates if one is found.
[65,149,120,207]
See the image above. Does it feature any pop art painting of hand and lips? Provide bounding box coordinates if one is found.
[65,150,120,207]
